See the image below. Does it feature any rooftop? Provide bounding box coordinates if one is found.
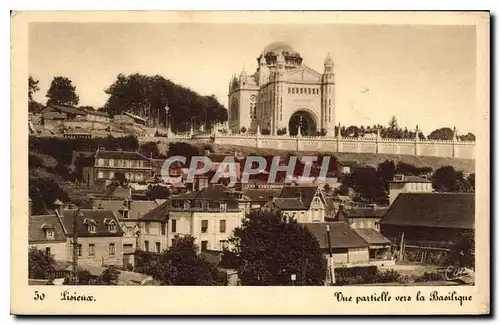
[380,193,475,229]
[59,209,124,237]
[304,222,369,249]
[29,214,66,243]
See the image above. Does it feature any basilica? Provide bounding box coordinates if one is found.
[228,41,336,136]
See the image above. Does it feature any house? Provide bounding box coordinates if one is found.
[353,228,392,262]
[55,202,125,268]
[82,148,154,186]
[379,193,474,249]
[239,187,281,213]
[82,108,110,123]
[389,174,433,205]
[262,185,327,223]
[29,213,67,260]
[141,184,246,253]
[303,222,370,268]
[43,104,87,120]
[334,205,388,231]
[95,196,159,267]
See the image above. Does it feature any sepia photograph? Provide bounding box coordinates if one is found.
[11,11,490,315]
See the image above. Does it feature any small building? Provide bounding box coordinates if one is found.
[389,174,433,205]
[380,193,474,249]
[29,213,67,260]
[82,108,110,123]
[82,148,154,186]
[353,228,392,262]
[262,185,327,223]
[43,104,87,120]
[303,222,370,268]
[334,205,388,231]
[136,200,169,254]
[56,204,125,268]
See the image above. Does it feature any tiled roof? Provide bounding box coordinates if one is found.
[273,198,307,210]
[95,150,151,161]
[59,209,124,237]
[29,215,66,243]
[380,193,474,229]
[140,200,169,221]
[97,200,158,220]
[341,207,388,218]
[304,222,369,249]
[241,188,281,202]
[83,109,109,117]
[279,185,319,209]
[49,104,86,116]
[42,111,66,120]
[354,228,392,245]
[172,184,240,202]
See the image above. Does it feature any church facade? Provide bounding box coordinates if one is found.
[228,41,336,136]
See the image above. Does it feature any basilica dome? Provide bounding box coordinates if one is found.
[262,41,296,55]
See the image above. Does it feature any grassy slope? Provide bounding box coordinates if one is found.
[205,143,475,174]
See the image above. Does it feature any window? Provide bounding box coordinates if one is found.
[201,241,208,251]
[123,210,129,219]
[88,223,96,233]
[76,244,82,257]
[144,241,149,252]
[109,159,114,167]
[201,220,208,233]
[89,244,95,256]
[45,247,51,256]
[145,222,150,234]
[109,171,115,179]
[156,242,161,253]
[109,243,115,255]
[161,222,166,235]
[108,222,116,233]
[98,158,104,166]
[104,159,109,167]
[97,171,104,179]
[45,229,54,239]
[136,173,143,181]
[171,219,177,233]
[219,220,226,233]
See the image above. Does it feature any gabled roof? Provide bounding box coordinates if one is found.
[29,214,66,243]
[278,185,319,209]
[48,104,86,116]
[380,193,474,229]
[354,228,392,245]
[97,200,158,220]
[95,149,151,161]
[273,198,307,210]
[42,111,66,120]
[241,188,281,202]
[83,108,109,117]
[304,222,369,249]
[59,209,124,237]
[171,184,240,202]
[140,201,169,221]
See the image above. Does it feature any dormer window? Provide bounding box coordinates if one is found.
[88,223,96,233]
[41,224,55,239]
[108,222,116,233]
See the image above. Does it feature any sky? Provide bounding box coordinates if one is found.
[29,22,477,135]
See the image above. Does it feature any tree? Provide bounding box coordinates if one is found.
[46,76,79,106]
[135,235,228,285]
[29,178,70,215]
[240,126,247,134]
[428,127,454,140]
[448,230,475,268]
[459,133,476,141]
[28,248,56,280]
[467,173,475,190]
[29,76,40,102]
[432,166,471,193]
[229,211,326,286]
[388,116,398,130]
[96,265,120,285]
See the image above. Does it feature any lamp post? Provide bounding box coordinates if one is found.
[326,224,335,285]
[291,273,296,286]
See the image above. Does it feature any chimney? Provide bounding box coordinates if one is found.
[53,199,65,216]
[87,194,96,210]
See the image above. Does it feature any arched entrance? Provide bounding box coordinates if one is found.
[288,110,317,136]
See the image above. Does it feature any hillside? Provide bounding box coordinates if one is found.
[206,143,475,174]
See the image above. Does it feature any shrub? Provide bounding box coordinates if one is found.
[277,128,287,135]
[240,127,247,134]
[261,129,271,135]
[414,271,445,283]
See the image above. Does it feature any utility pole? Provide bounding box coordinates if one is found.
[72,209,81,284]
[399,232,405,261]
[326,224,335,285]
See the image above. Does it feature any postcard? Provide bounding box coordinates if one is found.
[11,10,490,315]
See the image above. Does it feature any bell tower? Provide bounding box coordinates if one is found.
[321,53,335,136]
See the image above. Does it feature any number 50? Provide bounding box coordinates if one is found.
[34,291,45,300]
